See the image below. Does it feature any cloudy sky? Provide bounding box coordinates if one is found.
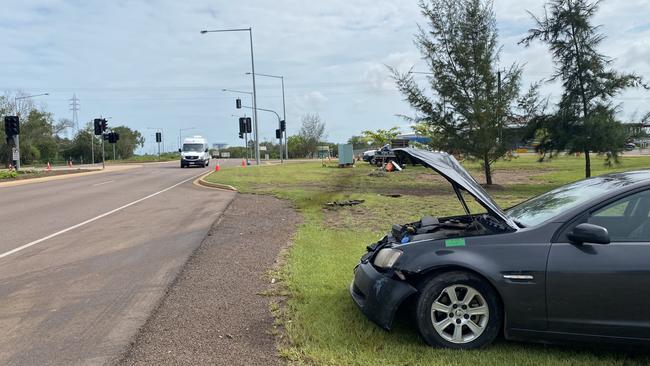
[2,0,649,153]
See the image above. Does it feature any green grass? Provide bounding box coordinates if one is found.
[108,152,179,164]
[205,155,650,365]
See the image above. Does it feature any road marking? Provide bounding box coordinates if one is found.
[92,180,114,187]
[0,171,207,261]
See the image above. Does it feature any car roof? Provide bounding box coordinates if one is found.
[542,170,650,223]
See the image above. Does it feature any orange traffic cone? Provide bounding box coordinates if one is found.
[47,162,52,171]
[215,161,221,172]
[241,159,247,167]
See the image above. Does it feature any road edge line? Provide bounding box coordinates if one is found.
[0,170,206,260]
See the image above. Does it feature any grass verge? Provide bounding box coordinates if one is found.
[205,155,650,365]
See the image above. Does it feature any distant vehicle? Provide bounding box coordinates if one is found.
[625,143,636,151]
[362,150,376,162]
[370,144,399,166]
[179,136,210,168]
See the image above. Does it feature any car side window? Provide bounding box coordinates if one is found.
[588,190,650,242]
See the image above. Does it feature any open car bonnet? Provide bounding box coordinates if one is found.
[393,148,518,230]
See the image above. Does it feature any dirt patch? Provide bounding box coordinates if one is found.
[119,194,300,366]
[417,168,547,185]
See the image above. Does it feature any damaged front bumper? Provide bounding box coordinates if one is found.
[350,261,417,330]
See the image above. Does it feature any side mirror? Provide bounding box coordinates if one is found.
[205,148,209,153]
[567,223,610,245]
[178,148,182,153]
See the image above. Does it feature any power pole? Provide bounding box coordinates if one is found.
[69,94,80,134]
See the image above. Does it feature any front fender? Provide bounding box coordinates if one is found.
[395,234,551,332]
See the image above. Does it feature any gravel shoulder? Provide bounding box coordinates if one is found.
[119,193,299,366]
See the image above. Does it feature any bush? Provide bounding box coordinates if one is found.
[0,170,18,179]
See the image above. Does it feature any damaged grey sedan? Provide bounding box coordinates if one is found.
[351,147,650,349]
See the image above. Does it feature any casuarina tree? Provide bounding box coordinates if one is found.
[393,0,522,185]
[520,0,645,178]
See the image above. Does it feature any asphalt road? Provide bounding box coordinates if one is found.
[0,160,239,365]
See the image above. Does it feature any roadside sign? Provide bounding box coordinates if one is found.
[260,146,267,151]
[220,152,231,158]
[12,147,19,160]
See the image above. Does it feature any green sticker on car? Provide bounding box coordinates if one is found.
[445,238,466,247]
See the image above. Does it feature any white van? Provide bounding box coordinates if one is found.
[179,136,210,168]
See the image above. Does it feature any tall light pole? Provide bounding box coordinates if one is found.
[246,72,287,159]
[13,93,49,170]
[201,28,260,165]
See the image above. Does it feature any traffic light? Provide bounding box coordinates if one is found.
[108,132,120,144]
[94,119,102,135]
[4,116,19,138]
[239,117,246,134]
[101,118,108,133]
[236,98,242,109]
[280,120,286,132]
[239,132,244,139]
[155,132,162,143]
[275,129,282,139]
[245,117,252,133]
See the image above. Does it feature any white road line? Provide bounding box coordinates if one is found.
[92,180,114,187]
[0,171,206,260]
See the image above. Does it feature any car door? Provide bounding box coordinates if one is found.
[547,189,650,339]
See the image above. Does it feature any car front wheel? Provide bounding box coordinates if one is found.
[415,271,501,349]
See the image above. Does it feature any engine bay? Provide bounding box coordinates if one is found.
[367,214,511,253]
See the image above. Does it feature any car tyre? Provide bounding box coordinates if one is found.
[415,271,501,349]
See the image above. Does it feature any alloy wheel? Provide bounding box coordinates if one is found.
[430,284,489,344]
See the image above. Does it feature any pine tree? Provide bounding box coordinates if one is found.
[520,0,645,177]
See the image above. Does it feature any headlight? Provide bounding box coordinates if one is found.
[373,248,402,269]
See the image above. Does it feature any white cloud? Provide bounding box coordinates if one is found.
[363,51,421,92]
[1,0,648,146]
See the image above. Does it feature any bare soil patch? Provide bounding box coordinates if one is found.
[120,194,300,366]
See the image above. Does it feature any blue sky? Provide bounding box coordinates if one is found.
[2,0,650,154]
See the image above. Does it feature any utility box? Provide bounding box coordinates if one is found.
[338,144,354,166]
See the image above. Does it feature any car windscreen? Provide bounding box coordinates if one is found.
[506,176,637,227]
[182,143,203,152]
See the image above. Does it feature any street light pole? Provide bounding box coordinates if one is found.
[201,28,260,165]
[13,93,49,170]
[246,72,287,160]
